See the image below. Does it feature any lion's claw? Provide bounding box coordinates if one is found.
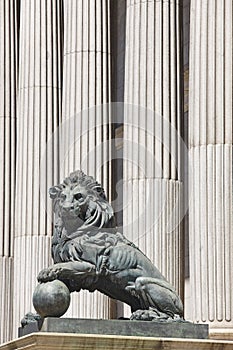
[37,267,62,282]
[130,308,168,321]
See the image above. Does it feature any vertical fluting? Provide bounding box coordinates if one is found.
[13,0,62,337]
[0,0,17,343]
[124,0,183,299]
[61,0,113,318]
[189,0,233,328]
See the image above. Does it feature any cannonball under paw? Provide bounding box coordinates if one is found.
[33,280,70,317]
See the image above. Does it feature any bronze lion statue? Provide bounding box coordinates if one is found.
[37,170,183,320]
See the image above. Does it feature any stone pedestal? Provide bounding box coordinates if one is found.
[18,317,209,340]
[2,333,233,350]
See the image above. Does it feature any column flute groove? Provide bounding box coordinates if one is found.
[189,0,233,329]
[61,0,113,319]
[0,0,18,343]
[123,0,183,317]
[13,0,63,337]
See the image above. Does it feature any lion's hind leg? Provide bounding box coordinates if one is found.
[126,276,183,321]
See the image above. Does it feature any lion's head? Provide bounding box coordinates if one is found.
[49,171,115,233]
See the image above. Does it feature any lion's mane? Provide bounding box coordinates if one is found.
[49,170,118,265]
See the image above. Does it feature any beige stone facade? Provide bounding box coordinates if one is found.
[1,333,233,350]
[0,0,232,344]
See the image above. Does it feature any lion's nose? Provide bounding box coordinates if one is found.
[63,202,74,210]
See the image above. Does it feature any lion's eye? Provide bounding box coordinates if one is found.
[60,193,66,200]
[74,193,83,200]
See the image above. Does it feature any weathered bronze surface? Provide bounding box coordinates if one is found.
[35,170,183,321]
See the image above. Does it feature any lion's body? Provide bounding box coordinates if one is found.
[38,171,183,319]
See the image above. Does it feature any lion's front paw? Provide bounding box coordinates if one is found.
[130,309,159,321]
[37,266,62,283]
[130,308,171,321]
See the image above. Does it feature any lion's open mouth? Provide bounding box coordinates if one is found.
[61,206,80,217]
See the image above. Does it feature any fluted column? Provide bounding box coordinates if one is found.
[61,0,113,318]
[13,0,62,337]
[124,0,183,302]
[189,0,233,330]
[0,0,17,343]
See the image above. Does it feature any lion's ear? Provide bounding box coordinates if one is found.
[49,186,62,199]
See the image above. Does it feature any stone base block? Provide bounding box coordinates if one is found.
[18,317,208,339]
[209,329,233,341]
[2,333,233,350]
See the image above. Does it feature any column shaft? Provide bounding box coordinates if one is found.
[0,0,17,343]
[189,0,233,328]
[124,0,183,301]
[61,0,113,318]
[13,0,62,337]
